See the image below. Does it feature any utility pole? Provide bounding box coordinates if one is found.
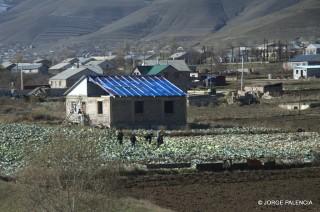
[19,64,24,91]
[241,55,244,91]
[298,79,302,116]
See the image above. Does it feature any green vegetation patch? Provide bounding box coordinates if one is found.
[0,124,319,175]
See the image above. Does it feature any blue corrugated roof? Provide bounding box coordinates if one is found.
[289,54,320,62]
[88,75,186,97]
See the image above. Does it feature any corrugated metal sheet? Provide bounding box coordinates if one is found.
[289,54,320,62]
[50,66,102,80]
[147,65,170,75]
[88,75,186,97]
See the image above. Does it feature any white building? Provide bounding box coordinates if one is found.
[283,54,320,71]
[293,65,320,80]
[305,44,320,55]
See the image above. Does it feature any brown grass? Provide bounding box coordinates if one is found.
[188,101,320,131]
[0,98,65,124]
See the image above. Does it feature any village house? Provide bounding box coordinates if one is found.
[64,75,187,129]
[293,65,320,80]
[132,65,190,91]
[1,61,15,71]
[305,44,320,55]
[283,55,320,71]
[78,57,96,65]
[169,52,188,60]
[11,63,48,74]
[62,57,79,64]
[142,60,191,72]
[33,58,52,67]
[49,62,73,75]
[85,60,114,73]
[244,83,283,97]
[49,66,103,89]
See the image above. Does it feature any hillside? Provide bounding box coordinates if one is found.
[0,0,147,44]
[0,0,319,50]
[203,0,320,47]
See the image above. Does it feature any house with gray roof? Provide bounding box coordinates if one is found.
[49,66,102,89]
[78,57,96,65]
[62,57,79,64]
[11,63,48,74]
[49,62,73,75]
[142,60,191,72]
[85,60,114,72]
[133,65,191,91]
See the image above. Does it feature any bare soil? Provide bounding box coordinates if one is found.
[123,168,320,212]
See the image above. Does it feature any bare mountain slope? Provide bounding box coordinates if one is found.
[0,0,318,49]
[0,0,147,44]
[203,0,320,46]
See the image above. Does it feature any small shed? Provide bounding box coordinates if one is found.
[64,75,187,129]
[244,83,283,97]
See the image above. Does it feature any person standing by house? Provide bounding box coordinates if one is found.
[77,108,83,124]
[145,129,153,144]
[157,130,164,147]
[117,129,124,145]
[130,131,137,147]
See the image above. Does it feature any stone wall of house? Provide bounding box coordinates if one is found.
[66,96,111,126]
[110,96,187,129]
[66,96,187,129]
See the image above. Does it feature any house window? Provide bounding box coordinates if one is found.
[59,81,61,87]
[164,101,174,114]
[135,101,144,114]
[296,70,299,74]
[97,101,103,114]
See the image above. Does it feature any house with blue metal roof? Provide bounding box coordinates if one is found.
[64,75,187,128]
[283,54,320,70]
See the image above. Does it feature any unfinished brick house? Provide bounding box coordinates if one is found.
[64,75,187,129]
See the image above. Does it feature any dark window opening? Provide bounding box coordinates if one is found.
[164,101,174,114]
[135,101,144,114]
[97,101,103,114]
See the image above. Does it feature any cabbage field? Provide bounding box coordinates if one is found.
[0,124,319,175]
